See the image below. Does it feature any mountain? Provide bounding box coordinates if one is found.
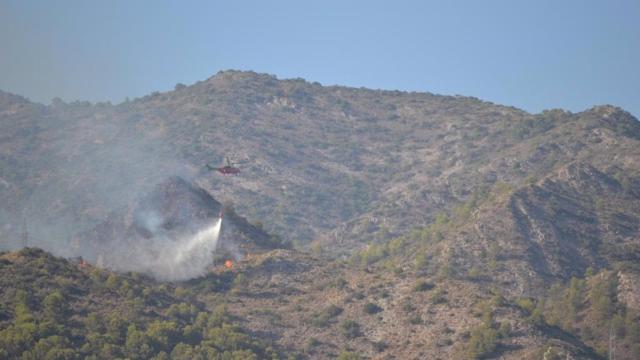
[1,71,640,359]
[1,72,639,251]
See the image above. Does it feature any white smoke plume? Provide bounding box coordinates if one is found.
[0,99,233,282]
[117,218,223,281]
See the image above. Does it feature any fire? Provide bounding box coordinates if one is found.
[224,260,233,269]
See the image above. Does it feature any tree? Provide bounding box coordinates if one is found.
[588,273,616,324]
[207,304,230,328]
[0,325,36,356]
[170,343,199,360]
[23,335,76,360]
[206,323,255,351]
[125,324,153,359]
[565,277,585,325]
[146,320,179,352]
[106,273,119,291]
[625,310,640,343]
[83,312,103,333]
[105,314,126,344]
[43,290,67,323]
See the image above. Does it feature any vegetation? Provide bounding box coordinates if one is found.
[308,305,343,327]
[340,320,361,339]
[337,350,362,360]
[429,288,447,305]
[537,270,640,358]
[0,249,284,359]
[363,302,382,315]
[466,324,498,359]
[413,280,434,292]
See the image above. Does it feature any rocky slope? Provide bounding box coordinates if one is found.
[416,162,640,296]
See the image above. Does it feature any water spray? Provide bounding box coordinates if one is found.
[138,216,223,281]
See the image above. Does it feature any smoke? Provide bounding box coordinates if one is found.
[4,124,183,242]
[0,100,233,281]
[118,218,223,281]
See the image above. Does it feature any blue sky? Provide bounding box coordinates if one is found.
[1,0,638,116]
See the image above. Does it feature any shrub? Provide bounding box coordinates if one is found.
[358,244,388,267]
[310,305,342,327]
[542,346,562,360]
[466,324,498,359]
[324,305,343,318]
[497,321,511,339]
[467,266,483,281]
[333,277,348,289]
[305,337,320,349]
[409,315,422,325]
[337,350,361,360]
[430,289,447,304]
[363,302,382,315]
[372,340,388,352]
[402,302,415,313]
[232,273,247,294]
[413,280,434,292]
[514,297,535,315]
[340,320,361,339]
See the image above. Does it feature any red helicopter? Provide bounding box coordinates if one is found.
[206,156,242,175]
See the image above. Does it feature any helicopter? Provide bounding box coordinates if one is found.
[206,156,242,175]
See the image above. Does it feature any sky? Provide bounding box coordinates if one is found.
[1,0,638,116]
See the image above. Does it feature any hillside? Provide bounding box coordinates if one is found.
[0,248,288,359]
[1,71,640,359]
[2,71,637,251]
[2,244,639,359]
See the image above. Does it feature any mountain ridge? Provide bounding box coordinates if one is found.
[3,70,637,119]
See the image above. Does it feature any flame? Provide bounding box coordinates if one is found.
[224,260,233,269]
